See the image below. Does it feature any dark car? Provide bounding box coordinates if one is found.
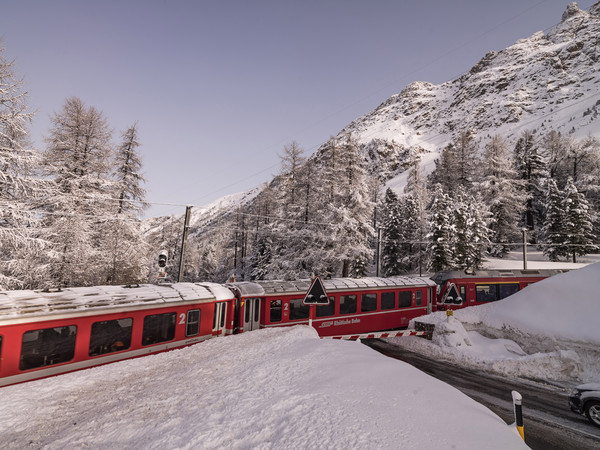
[569,383,600,428]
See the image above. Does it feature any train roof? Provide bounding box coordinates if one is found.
[0,282,235,322]
[230,276,436,297]
[430,269,571,283]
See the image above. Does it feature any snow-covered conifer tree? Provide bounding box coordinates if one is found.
[513,130,547,231]
[453,188,490,270]
[427,185,455,272]
[380,188,403,276]
[453,130,478,190]
[428,142,458,196]
[0,45,48,288]
[479,135,526,256]
[541,178,567,261]
[562,178,597,263]
[103,123,149,284]
[41,97,115,287]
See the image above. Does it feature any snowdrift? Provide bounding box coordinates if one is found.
[399,263,600,383]
[0,326,526,449]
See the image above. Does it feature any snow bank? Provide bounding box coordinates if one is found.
[0,326,526,449]
[455,262,600,344]
[394,262,600,383]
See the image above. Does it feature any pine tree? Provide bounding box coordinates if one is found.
[427,185,455,272]
[562,178,597,263]
[513,130,547,231]
[541,178,567,261]
[540,130,568,183]
[428,142,458,196]
[380,188,403,276]
[454,129,479,190]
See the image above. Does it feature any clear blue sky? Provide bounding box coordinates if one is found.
[2,0,597,218]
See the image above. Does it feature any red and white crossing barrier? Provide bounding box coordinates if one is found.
[323,329,427,341]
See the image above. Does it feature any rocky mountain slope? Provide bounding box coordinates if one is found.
[150,2,600,238]
[337,1,600,184]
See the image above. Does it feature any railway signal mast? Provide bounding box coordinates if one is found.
[157,250,168,283]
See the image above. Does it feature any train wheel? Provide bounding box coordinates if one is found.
[585,401,600,428]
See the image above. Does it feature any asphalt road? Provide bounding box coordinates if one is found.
[363,339,600,450]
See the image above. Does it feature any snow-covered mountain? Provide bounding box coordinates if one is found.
[337,1,600,186]
[150,1,600,234]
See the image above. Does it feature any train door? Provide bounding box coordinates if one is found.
[213,302,227,336]
[243,298,261,332]
[427,287,432,314]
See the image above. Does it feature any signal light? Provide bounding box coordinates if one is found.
[158,251,167,268]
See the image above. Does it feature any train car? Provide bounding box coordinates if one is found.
[229,276,437,337]
[0,282,235,387]
[431,269,570,311]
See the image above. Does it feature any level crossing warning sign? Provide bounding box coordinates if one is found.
[303,276,329,305]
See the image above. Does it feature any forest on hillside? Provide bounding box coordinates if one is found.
[154,128,599,284]
[2,41,599,290]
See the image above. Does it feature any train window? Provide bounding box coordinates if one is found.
[20,325,77,371]
[316,297,336,317]
[270,300,282,322]
[477,283,520,302]
[186,310,201,337]
[476,285,494,302]
[361,293,377,312]
[339,295,357,315]
[415,291,422,306]
[398,291,411,308]
[142,312,176,346]
[289,298,309,320]
[498,283,519,300]
[381,292,395,310]
[89,318,133,357]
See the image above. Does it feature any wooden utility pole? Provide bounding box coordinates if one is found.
[177,205,192,282]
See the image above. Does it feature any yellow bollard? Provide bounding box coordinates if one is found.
[512,391,524,440]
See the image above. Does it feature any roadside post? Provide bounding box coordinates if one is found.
[303,276,329,329]
[512,390,524,440]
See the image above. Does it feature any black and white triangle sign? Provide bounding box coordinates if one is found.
[303,276,329,305]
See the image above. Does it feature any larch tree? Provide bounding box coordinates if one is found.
[104,122,149,285]
[41,97,115,287]
[328,134,375,277]
[0,45,48,288]
[479,135,526,256]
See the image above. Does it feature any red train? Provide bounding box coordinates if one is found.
[0,276,435,387]
[431,269,570,311]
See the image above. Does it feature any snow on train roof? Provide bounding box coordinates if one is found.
[430,268,572,283]
[249,276,436,296]
[0,282,234,320]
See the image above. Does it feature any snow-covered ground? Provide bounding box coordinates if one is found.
[2,256,597,448]
[483,249,599,270]
[389,261,600,386]
[0,328,527,448]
